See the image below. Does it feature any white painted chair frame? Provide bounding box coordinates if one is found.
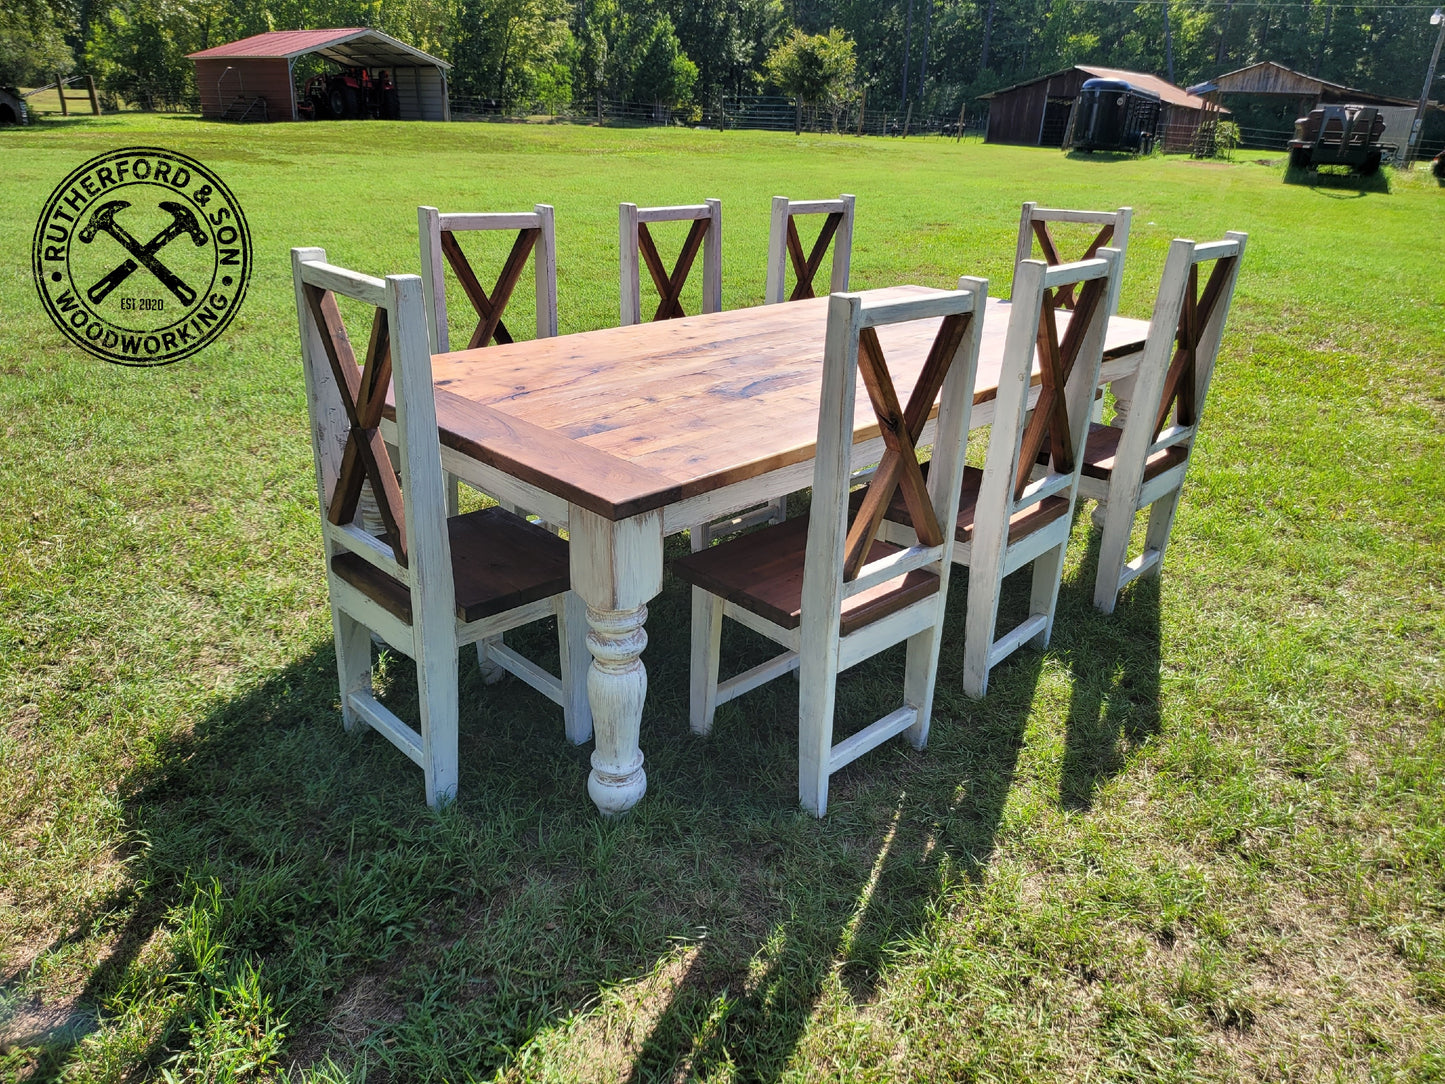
[292,247,589,808]
[418,205,559,353]
[418,205,560,528]
[1083,233,1247,614]
[710,194,854,545]
[689,281,988,817]
[765,194,856,305]
[619,199,722,326]
[889,251,1121,699]
[1015,202,1134,433]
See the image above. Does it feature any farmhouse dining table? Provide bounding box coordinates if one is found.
[414,287,1150,816]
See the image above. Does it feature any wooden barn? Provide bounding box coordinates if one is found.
[981,65,1215,153]
[1189,62,1419,152]
[188,28,450,122]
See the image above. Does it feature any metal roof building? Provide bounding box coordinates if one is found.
[187,29,451,122]
[981,65,1217,152]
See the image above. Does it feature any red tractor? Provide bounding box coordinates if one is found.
[299,67,401,120]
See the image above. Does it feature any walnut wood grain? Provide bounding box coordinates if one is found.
[419,289,1149,523]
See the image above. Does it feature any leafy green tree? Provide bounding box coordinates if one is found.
[86,0,191,108]
[1,0,76,86]
[631,14,697,117]
[765,25,855,133]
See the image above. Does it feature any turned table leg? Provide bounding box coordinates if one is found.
[568,506,664,817]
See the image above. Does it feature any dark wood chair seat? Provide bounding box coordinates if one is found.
[882,464,1070,546]
[672,514,940,637]
[1079,422,1188,482]
[332,507,569,626]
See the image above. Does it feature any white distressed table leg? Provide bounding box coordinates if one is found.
[568,505,664,816]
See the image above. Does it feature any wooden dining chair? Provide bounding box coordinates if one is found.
[884,250,1121,698]
[673,281,988,816]
[1081,233,1247,614]
[418,204,558,353]
[765,194,856,305]
[291,247,590,808]
[708,193,857,546]
[418,204,559,527]
[1015,202,1131,310]
[619,199,721,325]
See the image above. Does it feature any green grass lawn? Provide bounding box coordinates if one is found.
[1,114,1442,1083]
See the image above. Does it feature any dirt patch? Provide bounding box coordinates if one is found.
[0,993,98,1051]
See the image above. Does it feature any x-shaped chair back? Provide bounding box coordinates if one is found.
[810,283,987,611]
[1015,203,1131,312]
[418,205,558,354]
[766,194,855,305]
[620,200,722,325]
[1148,236,1244,441]
[989,251,1122,514]
[292,247,450,609]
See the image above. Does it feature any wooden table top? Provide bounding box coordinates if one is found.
[427,287,1151,521]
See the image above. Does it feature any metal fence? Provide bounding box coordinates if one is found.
[452,93,986,139]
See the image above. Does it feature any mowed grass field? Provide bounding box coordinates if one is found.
[1,114,1442,1083]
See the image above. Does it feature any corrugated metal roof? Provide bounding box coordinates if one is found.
[1076,67,1211,110]
[980,65,1212,111]
[1204,61,1415,107]
[187,28,449,68]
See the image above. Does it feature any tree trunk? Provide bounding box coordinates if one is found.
[981,0,996,72]
[900,0,914,108]
[795,95,802,135]
[1162,1,1174,84]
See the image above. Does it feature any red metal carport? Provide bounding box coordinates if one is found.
[188,29,450,122]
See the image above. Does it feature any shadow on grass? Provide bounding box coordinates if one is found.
[1281,164,1392,195]
[10,541,1118,1083]
[1054,521,1163,812]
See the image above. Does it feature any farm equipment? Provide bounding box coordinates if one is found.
[1288,104,1387,174]
[299,67,400,120]
[1065,78,1161,154]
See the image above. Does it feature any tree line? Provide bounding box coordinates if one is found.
[3,0,1440,124]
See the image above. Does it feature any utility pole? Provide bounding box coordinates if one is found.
[1408,8,1445,165]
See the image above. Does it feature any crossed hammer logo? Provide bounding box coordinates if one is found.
[79,199,208,306]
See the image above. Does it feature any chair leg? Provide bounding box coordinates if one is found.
[903,621,943,750]
[1141,487,1183,580]
[1093,497,1137,615]
[476,636,506,683]
[416,641,460,808]
[558,591,593,745]
[688,523,711,553]
[334,609,372,732]
[1027,541,1067,650]
[961,569,1002,699]
[689,588,723,735]
[766,495,787,526]
[797,648,839,817]
[445,472,461,517]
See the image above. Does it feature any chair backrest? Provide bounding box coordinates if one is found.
[1113,232,1247,481]
[619,199,721,325]
[978,249,1123,530]
[765,194,855,305]
[802,282,988,638]
[1015,203,1131,313]
[292,246,454,638]
[418,205,558,354]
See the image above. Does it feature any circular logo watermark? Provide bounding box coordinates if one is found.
[32,146,251,367]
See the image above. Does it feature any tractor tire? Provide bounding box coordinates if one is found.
[1359,151,1382,176]
[329,85,348,118]
[344,87,360,119]
[311,92,331,120]
[1289,146,1312,171]
[382,88,400,119]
